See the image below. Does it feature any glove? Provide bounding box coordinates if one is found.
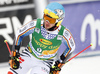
[50,60,65,74]
[9,51,20,69]
[50,54,70,74]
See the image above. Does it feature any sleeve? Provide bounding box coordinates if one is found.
[15,20,36,46]
[60,28,75,61]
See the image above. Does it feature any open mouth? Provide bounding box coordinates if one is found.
[45,23,49,27]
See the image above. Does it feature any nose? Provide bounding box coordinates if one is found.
[46,20,50,24]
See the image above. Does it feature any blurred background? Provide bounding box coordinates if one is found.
[0,0,100,74]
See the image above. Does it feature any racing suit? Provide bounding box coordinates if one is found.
[7,19,75,74]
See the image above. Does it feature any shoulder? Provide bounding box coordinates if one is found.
[34,18,44,26]
[62,26,75,45]
[26,19,37,27]
[58,25,71,36]
[63,27,75,50]
[23,19,44,27]
[19,19,37,29]
[63,27,72,37]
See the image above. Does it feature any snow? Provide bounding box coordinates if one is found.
[60,56,100,74]
[0,56,100,74]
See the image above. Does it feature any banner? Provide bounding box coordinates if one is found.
[0,0,36,63]
[59,1,100,56]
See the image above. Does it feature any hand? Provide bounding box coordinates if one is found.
[50,60,64,74]
[9,51,20,69]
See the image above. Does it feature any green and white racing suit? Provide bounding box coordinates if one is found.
[7,19,75,74]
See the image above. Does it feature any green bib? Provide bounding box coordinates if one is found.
[28,19,65,60]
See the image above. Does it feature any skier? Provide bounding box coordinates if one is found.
[7,2,75,74]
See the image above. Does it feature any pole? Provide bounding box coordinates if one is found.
[66,43,93,63]
[4,40,12,55]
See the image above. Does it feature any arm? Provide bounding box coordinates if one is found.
[12,20,36,51]
[50,28,75,73]
[9,20,36,69]
[60,28,75,62]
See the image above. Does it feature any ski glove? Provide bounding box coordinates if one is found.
[50,60,65,74]
[9,51,20,69]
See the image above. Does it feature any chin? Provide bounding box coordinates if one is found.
[45,27,49,30]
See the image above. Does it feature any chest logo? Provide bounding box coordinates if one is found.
[39,39,52,45]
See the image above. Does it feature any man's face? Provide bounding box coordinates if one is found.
[44,20,55,30]
[43,14,56,30]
